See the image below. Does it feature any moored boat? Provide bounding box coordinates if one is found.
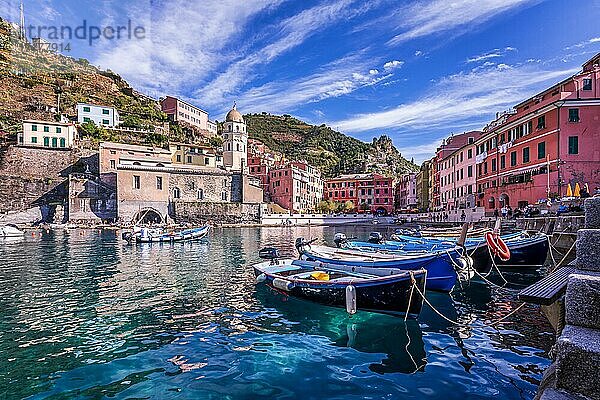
[297,239,468,292]
[253,249,427,318]
[122,225,209,244]
[0,224,24,238]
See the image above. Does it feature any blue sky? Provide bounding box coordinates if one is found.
[3,0,600,162]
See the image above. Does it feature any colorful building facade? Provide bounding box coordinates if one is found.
[270,161,323,212]
[476,53,600,213]
[324,173,394,214]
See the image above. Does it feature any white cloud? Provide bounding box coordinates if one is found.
[383,60,404,71]
[467,52,502,63]
[369,69,379,75]
[329,63,577,134]
[193,0,372,107]
[414,50,423,57]
[565,36,600,50]
[94,0,283,97]
[387,0,538,45]
[223,55,393,114]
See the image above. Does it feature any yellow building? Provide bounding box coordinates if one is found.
[169,142,218,169]
[19,120,77,149]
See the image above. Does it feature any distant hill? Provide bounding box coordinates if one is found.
[0,17,178,145]
[245,113,418,178]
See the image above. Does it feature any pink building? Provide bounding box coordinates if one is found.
[437,131,482,210]
[476,53,600,213]
[160,96,217,136]
[395,173,417,210]
[270,161,323,212]
[325,173,394,215]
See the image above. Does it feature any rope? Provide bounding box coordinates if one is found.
[549,240,576,273]
[487,303,527,326]
[403,272,419,371]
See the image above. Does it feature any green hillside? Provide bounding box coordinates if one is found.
[245,113,418,178]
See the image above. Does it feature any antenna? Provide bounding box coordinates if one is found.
[19,0,26,40]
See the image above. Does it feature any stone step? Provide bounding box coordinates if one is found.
[575,229,600,272]
[555,325,600,399]
[566,274,600,330]
[584,197,600,229]
[539,388,590,400]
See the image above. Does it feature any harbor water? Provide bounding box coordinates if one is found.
[0,226,554,399]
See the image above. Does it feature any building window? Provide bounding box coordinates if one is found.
[197,189,204,200]
[83,106,90,112]
[483,162,488,174]
[523,147,530,163]
[568,136,579,155]
[51,137,58,148]
[221,191,228,201]
[187,156,192,163]
[43,137,49,147]
[467,165,473,177]
[110,160,116,169]
[538,141,546,159]
[568,108,580,123]
[176,154,181,162]
[510,151,517,167]
[56,127,61,133]
[32,124,37,131]
[536,115,546,130]
[43,126,50,132]
[491,159,497,172]
[467,149,472,159]
[156,176,163,190]
[583,78,592,90]
[173,187,181,198]
[59,138,66,148]
[102,119,110,125]
[31,136,37,144]
[133,175,141,189]
[205,157,209,165]
[102,109,110,115]
[84,117,91,123]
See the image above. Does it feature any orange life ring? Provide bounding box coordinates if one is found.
[485,232,511,261]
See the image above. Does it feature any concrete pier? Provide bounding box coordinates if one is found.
[537,196,600,400]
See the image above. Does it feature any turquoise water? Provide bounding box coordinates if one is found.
[0,226,554,399]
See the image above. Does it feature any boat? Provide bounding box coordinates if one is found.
[297,238,468,292]
[122,225,209,244]
[253,248,427,318]
[349,230,548,270]
[0,224,24,238]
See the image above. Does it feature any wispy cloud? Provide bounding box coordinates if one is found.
[467,46,517,63]
[227,55,395,114]
[193,0,376,108]
[330,63,577,134]
[565,36,600,50]
[94,0,284,98]
[387,0,538,45]
[383,60,404,71]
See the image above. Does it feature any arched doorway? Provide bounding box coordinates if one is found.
[488,196,496,210]
[499,193,510,207]
[132,208,163,225]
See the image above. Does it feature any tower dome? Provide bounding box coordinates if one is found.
[225,103,244,123]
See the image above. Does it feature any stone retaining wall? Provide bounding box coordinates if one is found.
[172,201,260,225]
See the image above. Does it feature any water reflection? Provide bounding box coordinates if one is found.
[0,226,553,399]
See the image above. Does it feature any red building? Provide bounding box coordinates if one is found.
[324,173,394,215]
[270,161,323,212]
[475,53,600,213]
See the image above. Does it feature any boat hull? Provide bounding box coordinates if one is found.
[253,260,426,317]
[301,247,459,292]
[125,226,209,244]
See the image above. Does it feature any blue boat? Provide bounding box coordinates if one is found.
[297,239,465,292]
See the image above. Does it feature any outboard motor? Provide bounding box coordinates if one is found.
[368,232,383,244]
[295,237,317,256]
[333,233,347,248]
[258,247,280,264]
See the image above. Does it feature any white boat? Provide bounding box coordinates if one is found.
[0,224,24,238]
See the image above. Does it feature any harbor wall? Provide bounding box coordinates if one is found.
[260,212,377,226]
[171,201,260,225]
[0,146,97,221]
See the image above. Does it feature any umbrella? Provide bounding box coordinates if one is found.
[566,183,573,197]
[574,182,581,197]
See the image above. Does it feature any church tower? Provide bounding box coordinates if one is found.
[222,103,247,171]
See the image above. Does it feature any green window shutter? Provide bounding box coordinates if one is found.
[32,124,37,131]
[523,147,530,163]
[31,136,37,143]
[102,119,109,125]
[568,136,578,155]
[83,106,90,112]
[83,117,90,122]
[537,142,546,159]
[59,138,66,147]
[43,137,49,147]
[56,127,61,133]
[51,138,57,147]
[102,109,110,115]
[510,151,517,166]
[43,126,49,132]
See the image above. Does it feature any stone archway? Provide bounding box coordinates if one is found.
[132,208,164,225]
[499,193,510,207]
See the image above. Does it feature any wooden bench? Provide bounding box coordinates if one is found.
[518,265,578,305]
